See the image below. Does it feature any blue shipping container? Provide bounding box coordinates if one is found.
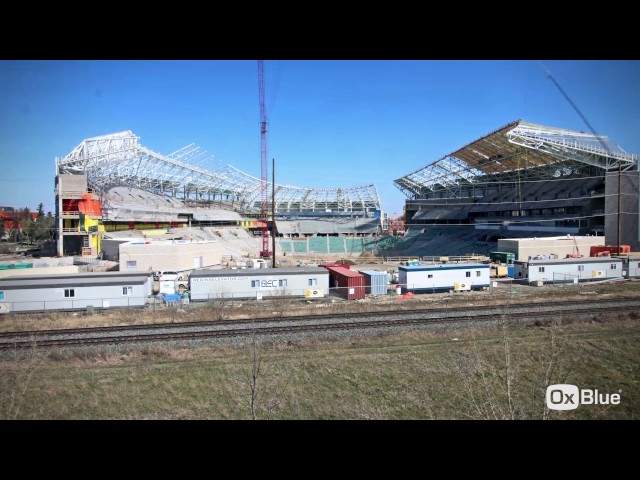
[507,265,515,278]
[359,270,389,295]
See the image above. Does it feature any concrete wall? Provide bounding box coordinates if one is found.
[0,265,79,279]
[605,170,639,251]
[57,174,87,193]
[102,239,129,261]
[119,240,225,274]
[498,236,605,261]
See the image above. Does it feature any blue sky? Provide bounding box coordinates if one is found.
[1,60,639,217]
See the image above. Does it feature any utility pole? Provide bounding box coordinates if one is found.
[272,157,276,268]
[617,161,622,254]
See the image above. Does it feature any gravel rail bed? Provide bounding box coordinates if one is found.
[0,298,636,355]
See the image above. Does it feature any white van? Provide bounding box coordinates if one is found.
[158,271,183,281]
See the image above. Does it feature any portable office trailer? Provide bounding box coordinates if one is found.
[613,253,640,278]
[189,268,329,301]
[0,271,153,313]
[325,267,366,300]
[513,257,624,284]
[0,271,153,296]
[358,270,389,295]
[398,263,491,293]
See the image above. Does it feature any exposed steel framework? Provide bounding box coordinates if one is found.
[394,120,638,199]
[56,131,382,213]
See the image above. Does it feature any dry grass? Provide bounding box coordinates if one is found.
[0,313,638,419]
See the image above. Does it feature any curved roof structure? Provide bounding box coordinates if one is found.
[394,120,638,198]
[56,131,381,214]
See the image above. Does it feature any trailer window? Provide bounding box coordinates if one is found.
[64,289,75,298]
[611,264,617,270]
[465,272,471,278]
[122,286,133,296]
[428,274,433,279]
[578,265,584,271]
[308,278,317,286]
[251,280,259,288]
[538,267,545,273]
[476,271,481,277]
[279,279,288,287]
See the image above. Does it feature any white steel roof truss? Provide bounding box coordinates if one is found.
[508,123,637,170]
[58,131,383,213]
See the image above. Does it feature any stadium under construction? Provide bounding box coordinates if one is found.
[54,120,639,263]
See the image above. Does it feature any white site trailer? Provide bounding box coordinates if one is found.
[0,271,153,313]
[513,257,624,284]
[398,263,491,293]
[189,268,330,300]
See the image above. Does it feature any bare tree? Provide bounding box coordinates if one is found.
[501,317,516,420]
[269,287,292,318]
[538,320,572,420]
[242,330,291,420]
[431,314,573,420]
[246,331,262,420]
[206,287,230,321]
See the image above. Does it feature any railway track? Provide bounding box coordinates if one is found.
[0,298,637,351]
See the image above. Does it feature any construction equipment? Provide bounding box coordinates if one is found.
[565,235,584,259]
[257,60,270,258]
[590,245,631,257]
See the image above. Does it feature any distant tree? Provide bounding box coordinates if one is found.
[11,208,31,242]
[35,215,55,241]
[36,203,44,219]
[0,217,5,240]
[22,215,36,243]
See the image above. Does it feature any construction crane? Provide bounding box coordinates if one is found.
[565,235,584,259]
[258,60,270,258]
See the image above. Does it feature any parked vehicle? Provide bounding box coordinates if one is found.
[158,271,183,281]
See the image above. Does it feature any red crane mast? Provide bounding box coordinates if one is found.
[258,60,270,258]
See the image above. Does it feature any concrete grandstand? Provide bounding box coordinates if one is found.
[390,120,639,256]
[55,131,384,257]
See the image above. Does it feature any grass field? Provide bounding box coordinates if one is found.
[1,313,638,419]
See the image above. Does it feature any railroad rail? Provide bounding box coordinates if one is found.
[1,298,637,351]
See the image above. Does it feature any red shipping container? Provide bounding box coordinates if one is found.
[326,266,365,300]
[319,263,351,270]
